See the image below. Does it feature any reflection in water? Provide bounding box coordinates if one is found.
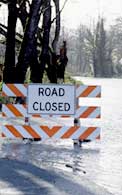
[0,78,122,195]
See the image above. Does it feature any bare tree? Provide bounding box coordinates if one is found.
[1,0,69,83]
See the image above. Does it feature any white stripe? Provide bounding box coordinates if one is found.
[76,85,87,98]
[70,126,87,139]
[2,105,15,117]
[3,84,15,96]
[52,126,69,139]
[14,126,33,138]
[14,84,27,96]
[87,86,101,97]
[2,126,15,138]
[32,125,49,139]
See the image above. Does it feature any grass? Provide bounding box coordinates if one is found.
[64,72,83,85]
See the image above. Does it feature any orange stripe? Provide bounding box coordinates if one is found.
[61,126,78,138]
[80,86,96,97]
[61,115,70,118]
[23,126,41,138]
[41,126,61,137]
[80,107,97,118]
[79,127,96,140]
[7,84,25,97]
[32,114,41,117]
[6,125,23,138]
[7,104,23,117]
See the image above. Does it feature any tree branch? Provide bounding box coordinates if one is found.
[0,23,23,42]
[51,0,68,24]
[52,0,60,53]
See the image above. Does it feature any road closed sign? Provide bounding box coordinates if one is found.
[28,84,75,115]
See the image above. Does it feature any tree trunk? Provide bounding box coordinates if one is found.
[30,38,41,82]
[40,0,55,83]
[3,0,17,83]
[52,0,60,53]
[15,0,42,83]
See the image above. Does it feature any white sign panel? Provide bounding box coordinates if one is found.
[28,84,75,115]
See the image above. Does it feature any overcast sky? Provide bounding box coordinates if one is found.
[61,0,122,28]
[0,0,122,29]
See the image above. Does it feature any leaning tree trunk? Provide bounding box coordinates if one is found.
[52,0,60,53]
[3,0,18,83]
[15,0,42,83]
[39,0,52,83]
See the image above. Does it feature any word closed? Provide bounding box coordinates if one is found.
[28,84,75,115]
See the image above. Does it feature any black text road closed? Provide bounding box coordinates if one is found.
[28,84,75,115]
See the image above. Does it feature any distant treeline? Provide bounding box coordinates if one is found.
[64,17,122,78]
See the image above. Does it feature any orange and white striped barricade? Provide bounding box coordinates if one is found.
[2,83,101,119]
[2,125,100,141]
[2,84,101,98]
[76,85,101,98]
[1,84,101,142]
[2,104,101,119]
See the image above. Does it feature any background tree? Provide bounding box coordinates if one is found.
[67,18,114,77]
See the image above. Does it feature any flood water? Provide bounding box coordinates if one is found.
[74,77,122,195]
[0,77,122,195]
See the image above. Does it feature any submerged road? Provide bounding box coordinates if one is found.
[0,144,113,195]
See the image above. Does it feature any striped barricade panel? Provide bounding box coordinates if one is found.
[76,85,101,98]
[2,104,27,117]
[1,84,101,141]
[2,84,101,98]
[2,104,101,119]
[2,84,27,97]
[75,106,101,118]
[1,125,100,140]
